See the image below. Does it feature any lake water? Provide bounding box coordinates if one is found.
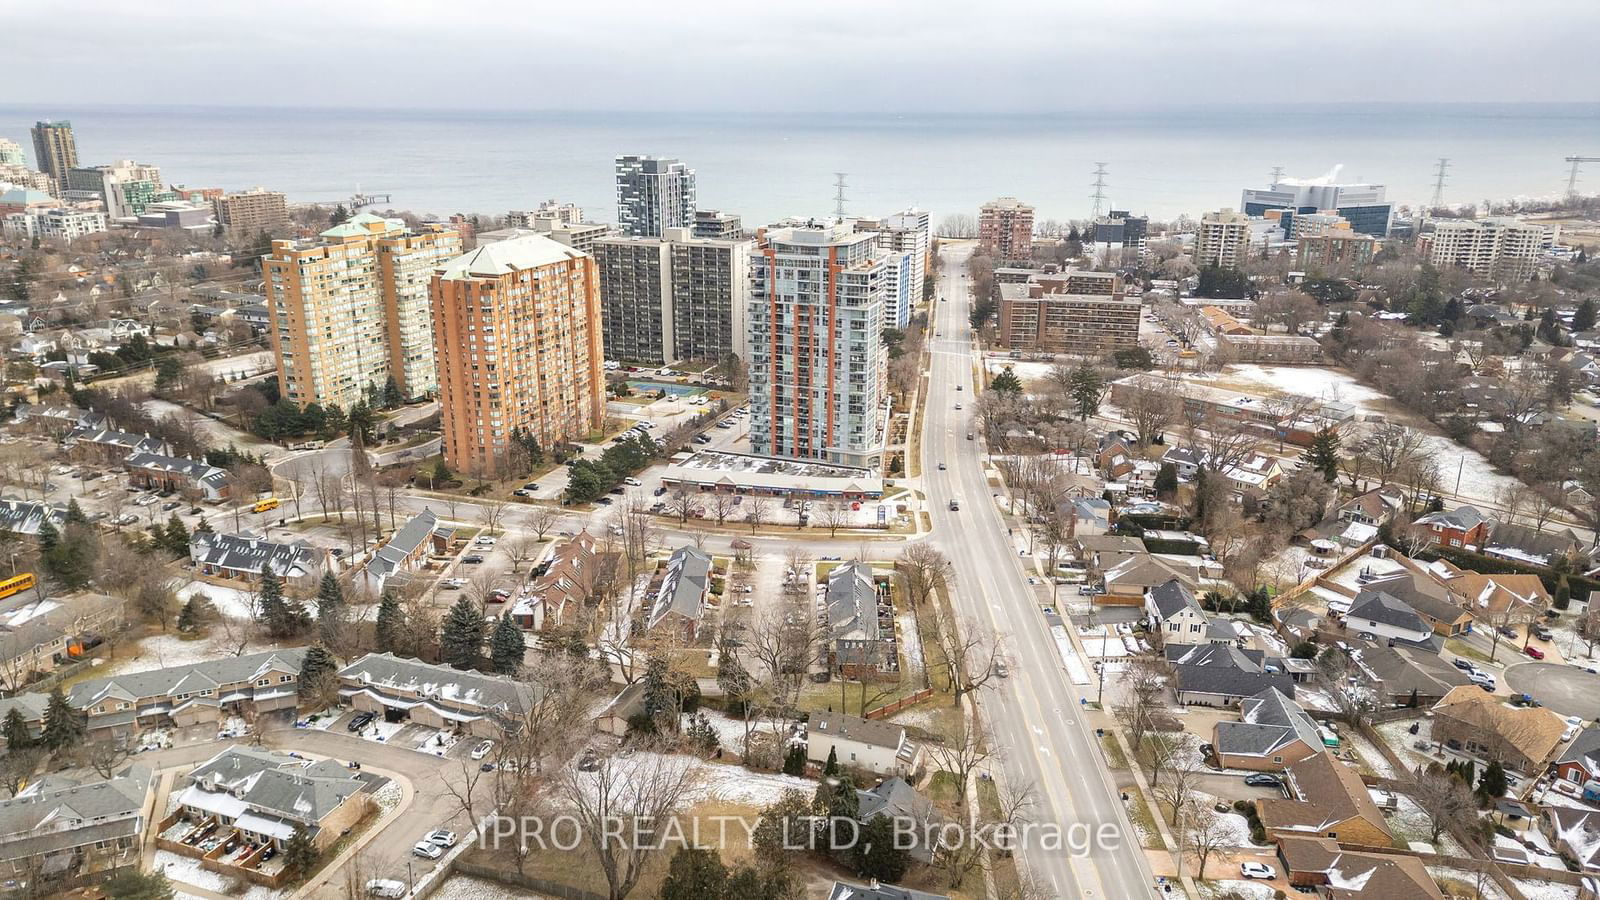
[2,103,1596,226]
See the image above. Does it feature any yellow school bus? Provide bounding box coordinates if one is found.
[253,498,281,513]
[0,573,35,601]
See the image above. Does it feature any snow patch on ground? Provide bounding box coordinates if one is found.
[155,850,279,900]
[897,612,924,674]
[373,778,403,814]
[1196,879,1275,900]
[116,631,225,674]
[1078,625,1131,659]
[1296,687,1340,713]
[1340,730,1398,778]
[1050,625,1091,684]
[427,875,555,900]
[1428,867,1511,900]
[690,709,780,755]
[1512,878,1581,900]
[175,579,259,622]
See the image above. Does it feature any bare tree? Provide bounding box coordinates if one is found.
[557,745,701,900]
[1183,799,1232,880]
[939,615,1007,708]
[897,544,955,608]
[1365,423,1428,486]
[1413,771,1477,843]
[709,492,739,527]
[506,534,542,574]
[1115,655,1167,752]
[439,752,495,839]
[819,502,851,538]
[930,715,994,810]
[665,485,696,524]
[1123,378,1180,446]
[1155,734,1203,824]
[479,498,511,537]
[744,496,772,534]
[525,504,561,541]
[1529,485,1563,533]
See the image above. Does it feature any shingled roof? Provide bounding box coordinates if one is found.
[1258,752,1391,841]
[1215,688,1322,759]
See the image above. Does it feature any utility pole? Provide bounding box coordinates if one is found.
[1565,156,1600,199]
[1090,163,1109,218]
[1430,157,1451,210]
[832,173,848,218]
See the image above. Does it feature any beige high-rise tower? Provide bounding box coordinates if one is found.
[263,214,462,410]
[431,235,604,477]
[29,121,77,187]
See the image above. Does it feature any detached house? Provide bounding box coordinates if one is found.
[1344,590,1435,648]
[1145,579,1232,647]
[642,546,712,643]
[1258,752,1393,846]
[1275,836,1445,898]
[1411,505,1489,551]
[807,712,923,777]
[1554,727,1600,790]
[1432,685,1566,778]
[1213,688,1324,771]
[1165,644,1293,706]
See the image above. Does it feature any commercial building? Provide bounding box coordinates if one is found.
[135,200,214,233]
[29,120,77,186]
[616,155,695,237]
[658,449,884,500]
[214,188,289,239]
[592,227,750,366]
[996,269,1138,355]
[65,160,166,218]
[748,220,890,469]
[1241,174,1393,237]
[263,214,463,408]
[1,208,107,244]
[978,197,1033,261]
[431,234,604,477]
[1295,230,1375,271]
[1421,217,1544,282]
[1193,209,1252,269]
[693,208,743,240]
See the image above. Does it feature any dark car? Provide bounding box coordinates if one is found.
[1533,625,1554,641]
[347,712,375,733]
[597,497,613,505]
[161,501,181,511]
[523,482,539,491]
[1243,774,1281,788]
[1451,658,1474,671]
[609,486,625,495]
[462,554,485,564]
[1498,625,1519,638]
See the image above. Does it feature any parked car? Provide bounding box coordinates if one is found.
[367,879,407,898]
[426,829,457,848]
[412,842,443,860]
[470,740,494,760]
[1451,658,1474,671]
[624,477,642,487]
[475,536,496,545]
[1526,645,1546,660]
[161,500,181,511]
[1243,774,1281,788]
[1239,862,1275,880]
[462,555,485,564]
[347,712,375,733]
[1498,625,1519,639]
[1533,625,1554,641]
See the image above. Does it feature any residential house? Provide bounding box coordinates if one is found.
[1546,807,1600,873]
[1275,836,1445,898]
[826,561,892,678]
[642,546,712,643]
[62,426,166,465]
[855,777,940,862]
[1431,684,1566,777]
[0,499,64,536]
[338,652,541,739]
[167,745,368,856]
[593,681,647,737]
[807,712,923,777]
[1484,520,1584,568]
[1431,563,1550,619]
[125,451,229,501]
[1219,452,1285,494]
[1161,446,1202,481]
[10,404,98,437]
[0,591,125,693]
[1359,568,1473,637]
[0,764,152,892]
[1145,578,1232,647]
[510,531,611,631]
[1351,644,1471,707]
[1554,727,1600,790]
[1343,590,1436,648]
[1257,752,1393,845]
[1213,688,1324,771]
[826,882,948,900]
[64,648,307,743]
[1102,554,1196,605]
[190,532,327,592]
[355,509,440,597]
[1411,506,1489,551]
[1164,643,1293,706]
[1336,488,1405,528]
[1074,535,1146,573]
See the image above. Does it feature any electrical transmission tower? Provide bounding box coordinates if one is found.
[832,173,849,218]
[1565,156,1600,199]
[1430,158,1451,209]
[1269,165,1285,185]
[1090,163,1109,217]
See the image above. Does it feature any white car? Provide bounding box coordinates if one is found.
[470,740,494,760]
[1564,724,1582,742]
[367,879,407,898]
[134,494,159,506]
[426,829,457,848]
[623,477,642,486]
[1239,861,1275,879]
[412,841,443,859]
[1468,670,1496,690]
[474,536,496,546]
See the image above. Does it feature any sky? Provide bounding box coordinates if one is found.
[7,0,1600,111]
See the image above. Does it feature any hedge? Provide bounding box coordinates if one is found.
[1414,544,1597,603]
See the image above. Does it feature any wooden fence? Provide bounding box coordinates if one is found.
[864,687,935,720]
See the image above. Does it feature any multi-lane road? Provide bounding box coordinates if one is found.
[921,241,1154,899]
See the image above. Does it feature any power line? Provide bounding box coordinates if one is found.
[1090,163,1109,218]
[1430,157,1451,209]
[832,173,848,218]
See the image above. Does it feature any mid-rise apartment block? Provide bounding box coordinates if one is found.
[1193,209,1252,269]
[979,197,1034,261]
[29,121,76,185]
[0,140,24,167]
[748,220,889,469]
[1241,175,1393,237]
[590,229,752,365]
[506,199,582,228]
[65,160,166,218]
[431,235,604,477]
[2,208,108,244]
[998,270,1140,355]
[1091,210,1149,265]
[616,155,695,237]
[263,214,463,409]
[478,217,613,254]
[1296,230,1376,271]
[694,209,743,240]
[855,208,930,329]
[214,187,289,239]
[1421,217,1544,283]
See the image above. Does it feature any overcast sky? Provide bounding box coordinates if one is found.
[7,0,1598,111]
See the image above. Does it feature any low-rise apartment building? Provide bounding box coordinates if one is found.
[337,653,541,739]
[124,451,229,501]
[190,532,328,592]
[0,591,125,694]
[166,745,368,856]
[0,764,152,893]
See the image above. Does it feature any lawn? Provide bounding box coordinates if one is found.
[1127,790,1165,850]
[1100,731,1129,769]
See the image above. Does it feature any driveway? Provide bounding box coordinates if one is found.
[1505,661,1600,720]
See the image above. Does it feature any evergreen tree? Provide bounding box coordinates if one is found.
[1555,575,1573,610]
[381,375,404,409]
[176,596,203,633]
[281,823,319,883]
[314,572,346,645]
[812,773,859,848]
[439,596,486,670]
[641,655,677,731]
[328,204,350,227]
[64,499,88,525]
[298,643,339,701]
[489,614,525,675]
[854,814,911,883]
[1304,427,1342,483]
[1067,364,1105,421]
[102,869,176,900]
[2,707,33,750]
[823,745,839,776]
[164,513,189,556]
[374,590,402,653]
[35,517,58,553]
[1478,760,1508,802]
[1575,298,1598,334]
[258,568,309,638]
[989,367,1023,397]
[659,847,727,900]
[1154,463,1178,498]
[43,525,97,589]
[782,744,808,776]
[40,687,84,750]
[685,712,719,755]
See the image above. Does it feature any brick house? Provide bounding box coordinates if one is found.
[1431,684,1566,777]
[1257,752,1393,846]
[1411,505,1489,551]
